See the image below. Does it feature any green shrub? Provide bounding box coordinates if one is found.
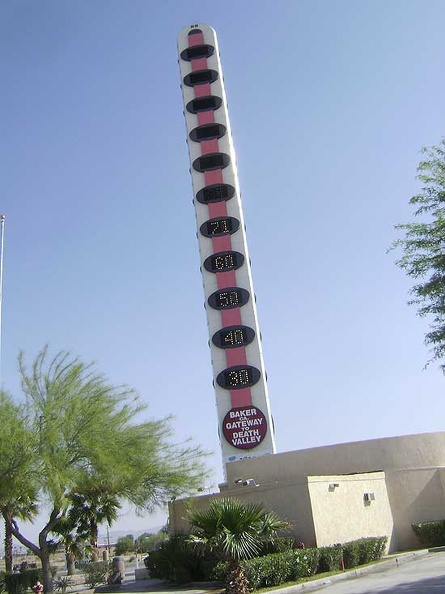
[342,537,387,569]
[53,576,75,594]
[144,535,219,584]
[241,548,320,590]
[317,546,343,573]
[412,520,445,547]
[4,573,28,594]
[83,562,109,588]
[160,535,387,589]
[260,536,296,555]
[4,569,45,594]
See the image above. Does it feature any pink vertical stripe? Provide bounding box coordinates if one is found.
[201,139,219,154]
[204,170,223,185]
[216,270,237,289]
[226,348,247,367]
[220,308,242,326]
[208,202,228,218]
[231,388,253,407]
[191,58,208,71]
[212,236,232,252]
[188,32,205,46]
[197,111,215,125]
[194,83,211,97]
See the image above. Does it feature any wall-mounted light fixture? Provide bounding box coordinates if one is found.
[364,492,376,503]
[234,478,258,486]
[328,483,340,491]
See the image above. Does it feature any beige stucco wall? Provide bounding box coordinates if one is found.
[308,473,393,551]
[385,467,445,551]
[169,432,445,553]
[169,480,317,546]
[225,432,445,487]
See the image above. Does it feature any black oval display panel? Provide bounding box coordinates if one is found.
[208,287,250,310]
[196,183,235,204]
[183,69,218,87]
[186,96,222,114]
[180,44,215,61]
[203,251,244,273]
[216,365,261,390]
[193,152,230,172]
[190,123,226,142]
[212,325,256,349]
[200,216,240,237]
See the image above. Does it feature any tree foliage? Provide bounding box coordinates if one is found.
[392,140,445,369]
[0,347,208,593]
[0,391,38,571]
[114,534,135,555]
[135,531,168,553]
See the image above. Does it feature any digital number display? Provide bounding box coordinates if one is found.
[208,219,230,235]
[208,287,249,310]
[217,365,261,390]
[218,291,239,307]
[212,325,255,349]
[204,251,244,273]
[200,216,240,237]
[228,368,252,386]
[196,183,235,204]
[225,328,245,344]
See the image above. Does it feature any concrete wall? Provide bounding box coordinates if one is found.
[385,467,445,551]
[308,473,393,551]
[169,480,317,546]
[169,433,445,553]
[225,432,445,487]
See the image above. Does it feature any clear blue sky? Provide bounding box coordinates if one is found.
[1,0,445,541]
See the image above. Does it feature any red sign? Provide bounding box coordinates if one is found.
[222,406,267,450]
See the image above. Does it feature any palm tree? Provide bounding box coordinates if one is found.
[67,487,119,562]
[51,516,89,575]
[188,497,289,594]
[2,497,38,572]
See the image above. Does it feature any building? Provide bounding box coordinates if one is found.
[169,431,445,552]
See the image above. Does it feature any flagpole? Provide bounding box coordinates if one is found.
[0,214,5,386]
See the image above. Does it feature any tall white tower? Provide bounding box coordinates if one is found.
[177,24,276,466]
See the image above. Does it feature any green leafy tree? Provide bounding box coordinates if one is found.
[0,391,38,572]
[135,531,168,553]
[114,535,135,555]
[188,498,289,594]
[1,347,208,594]
[392,140,445,368]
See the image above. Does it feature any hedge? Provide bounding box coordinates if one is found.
[4,569,43,594]
[243,549,320,590]
[144,535,219,584]
[317,545,343,573]
[148,535,387,588]
[342,537,387,569]
[412,520,445,547]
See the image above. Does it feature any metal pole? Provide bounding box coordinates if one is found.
[0,215,5,386]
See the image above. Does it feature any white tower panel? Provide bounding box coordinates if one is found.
[178,24,276,467]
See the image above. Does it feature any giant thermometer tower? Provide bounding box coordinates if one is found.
[178,24,276,466]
